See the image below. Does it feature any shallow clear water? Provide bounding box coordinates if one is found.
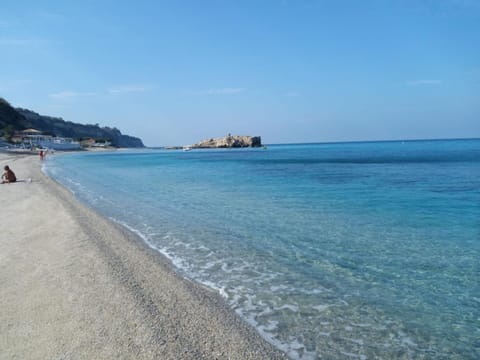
[44,139,480,359]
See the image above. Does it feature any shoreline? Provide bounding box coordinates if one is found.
[0,153,286,359]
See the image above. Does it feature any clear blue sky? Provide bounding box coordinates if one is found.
[1,0,479,146]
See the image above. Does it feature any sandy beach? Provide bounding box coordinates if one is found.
[0,153,286,360]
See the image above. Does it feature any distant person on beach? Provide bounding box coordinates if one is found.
[39,150,44,160]
[1,165,17,184]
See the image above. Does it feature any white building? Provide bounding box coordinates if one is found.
[16,129,81,150]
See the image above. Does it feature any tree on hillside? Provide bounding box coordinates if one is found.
[0,97,11,106]
[2,124,14,142]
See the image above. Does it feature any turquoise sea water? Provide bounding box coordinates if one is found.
[44,139,480,359]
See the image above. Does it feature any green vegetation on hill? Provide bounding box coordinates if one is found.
[0,97,144,148]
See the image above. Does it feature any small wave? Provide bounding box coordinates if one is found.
[313,304,331,312]
[274,304,299,313]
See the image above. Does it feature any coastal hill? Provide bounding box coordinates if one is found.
[0,97,144,148]
[190,135,262,148]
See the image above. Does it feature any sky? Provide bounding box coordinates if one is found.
[1,0,479,146]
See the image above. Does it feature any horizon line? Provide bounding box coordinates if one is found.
[147,137,480,148]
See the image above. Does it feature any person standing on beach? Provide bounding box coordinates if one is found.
[39,150,44,160]
[1,165,17,183]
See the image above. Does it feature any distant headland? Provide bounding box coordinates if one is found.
[0,97,144,148]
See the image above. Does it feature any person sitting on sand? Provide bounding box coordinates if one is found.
[1,165,17,184]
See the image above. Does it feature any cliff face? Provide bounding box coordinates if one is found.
[0,98,33,131]
[0,98,144,148]
[19,109,145,148]
[191,135,262,148]
[17,109,144,148]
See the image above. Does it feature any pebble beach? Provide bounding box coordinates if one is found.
[0,152,286,360]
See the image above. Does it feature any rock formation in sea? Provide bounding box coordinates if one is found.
[190,135,262,148]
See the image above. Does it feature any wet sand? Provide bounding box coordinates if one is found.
[0,152,286,359]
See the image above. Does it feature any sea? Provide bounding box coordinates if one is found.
[43,139,480,359]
